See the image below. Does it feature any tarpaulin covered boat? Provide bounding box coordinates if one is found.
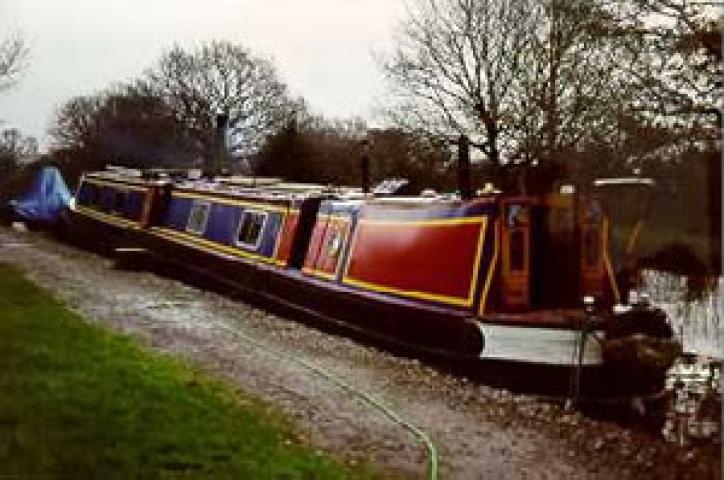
[9,165,71,224]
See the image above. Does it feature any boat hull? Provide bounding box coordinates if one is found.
[68,208,666,398]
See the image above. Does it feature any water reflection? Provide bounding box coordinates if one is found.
[639,270,721,357]
[662,356,720,445]
[639,269,721,445]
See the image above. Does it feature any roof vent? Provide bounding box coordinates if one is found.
[372,178,411,196]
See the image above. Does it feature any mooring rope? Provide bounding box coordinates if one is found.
[213,321,439,480]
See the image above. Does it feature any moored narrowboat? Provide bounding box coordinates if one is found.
[69,166,681,397]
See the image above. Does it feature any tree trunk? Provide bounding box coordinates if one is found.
[457,135,472,199]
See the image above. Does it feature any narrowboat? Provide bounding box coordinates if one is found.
[69,166,681,397]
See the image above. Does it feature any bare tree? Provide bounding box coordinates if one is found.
[380,0,639,179]
[143,41,292,161]
[51,95,104,151]
[599,0,721,146]
[596,0,721,270]
[0,128,38,157]
[255,108,371,184]
[0,127,38,176]
[507,1,639,167]
[0,32,29,93]
[381,0,544,166]
[0,32,32,180]
[51,86,201,168]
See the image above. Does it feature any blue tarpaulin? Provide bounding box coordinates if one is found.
[9,166,71,223]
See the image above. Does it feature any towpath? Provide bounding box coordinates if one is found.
[0,226,716,479]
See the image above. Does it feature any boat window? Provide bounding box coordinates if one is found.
[326,228,344,257]
[507,204,528,227]
[235,210,267,250]
[510,230,525,271]
[186,201,211,235]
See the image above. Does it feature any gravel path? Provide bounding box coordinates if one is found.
[0,227,717,479]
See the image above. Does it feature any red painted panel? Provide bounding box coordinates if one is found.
[313,218,350,276]
[345,220,485,301]
[275,212,299,264]
[303,218,329,270]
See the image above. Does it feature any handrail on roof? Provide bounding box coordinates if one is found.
[105,165,142,177]
[104,165,204,180]
[593,177,655,187]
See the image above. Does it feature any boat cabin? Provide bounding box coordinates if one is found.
[70,166,678,384]
[73,169,622,321]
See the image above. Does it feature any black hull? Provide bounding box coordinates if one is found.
[139,229,485,358]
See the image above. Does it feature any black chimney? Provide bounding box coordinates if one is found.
[361,138,370,194]
[211,112,229,177]
[457,134,472,199]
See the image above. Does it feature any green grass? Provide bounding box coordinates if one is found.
[0,263,373,479]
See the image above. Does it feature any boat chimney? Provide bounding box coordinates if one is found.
[360,137,370,194]
[457,134,472,199]
[207,112,228,177]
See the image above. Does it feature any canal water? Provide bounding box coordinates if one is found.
[639,270,721,446]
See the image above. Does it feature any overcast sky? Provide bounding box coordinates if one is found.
[0,0,405,150]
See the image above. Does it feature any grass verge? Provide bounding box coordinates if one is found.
[0,262,374,479]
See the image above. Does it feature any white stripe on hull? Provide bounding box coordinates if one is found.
[477,323,604,366]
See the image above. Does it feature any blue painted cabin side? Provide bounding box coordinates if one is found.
[160,192,288,263]
[76,179,146,223]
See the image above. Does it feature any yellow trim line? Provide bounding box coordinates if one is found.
[149,226,285,266]
[602,217,621,303]
[83,178,148,192]
[626,219,644,255]
[343,217,488,308]
[172,191,288,214]
[342,277,471,307]
[478,220,499,315]
[302,267,337,281]
[359,216,486,227]
[76,206,283,267]
[76,206,140,229]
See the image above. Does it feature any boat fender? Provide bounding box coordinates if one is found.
[606,305,674,339]
[602,334,682,377]
[602,306,681,386]
[466,320,486,357]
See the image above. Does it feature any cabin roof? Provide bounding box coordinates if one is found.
[85,171,154,186]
